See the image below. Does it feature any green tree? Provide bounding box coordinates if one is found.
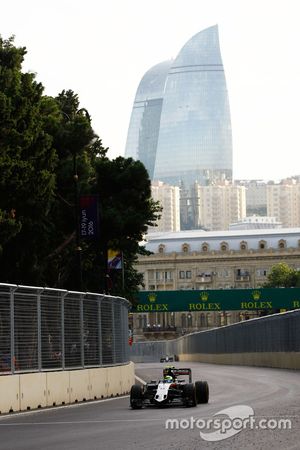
[43,90,97,290]
[0,36,58,283]
[264,262,300,288]
[0,37,160,302]
[85,155,161,301]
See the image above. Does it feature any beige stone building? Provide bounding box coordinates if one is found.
[236,179,267,216]
[132,228,300,341]
[193,182,246,231]
[267,179,300,228]
[148,181,180,232]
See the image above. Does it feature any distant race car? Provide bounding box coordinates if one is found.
[160,355,174,363]
[130,366,209,409]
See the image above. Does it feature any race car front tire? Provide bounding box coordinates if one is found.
[183,383,197,407]
[195,381,209,404]
[130,384,143,409]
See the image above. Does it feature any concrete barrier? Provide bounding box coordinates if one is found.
[0,362,135,415]
[0,375,20,414]
[178,352,300,369]
[120,364,133,394]
[69,369,91,403]
[106,365,123,397]
[20,372,47,411]
[89,367,108,399]
[46,370,70,406]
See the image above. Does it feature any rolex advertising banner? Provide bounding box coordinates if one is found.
[80,195,99,238]
[132,288,300,312]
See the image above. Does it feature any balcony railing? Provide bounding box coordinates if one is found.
[235,275,250,281]
[196,275,212,283]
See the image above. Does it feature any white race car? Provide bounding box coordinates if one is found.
[130,367,209,409]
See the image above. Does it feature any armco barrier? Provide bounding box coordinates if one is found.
[0,362,135,414]
[130,310,300,370]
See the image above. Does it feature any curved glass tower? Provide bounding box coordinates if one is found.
[124,60,172,179]
[125,25,232,186]
[154,25,232,186]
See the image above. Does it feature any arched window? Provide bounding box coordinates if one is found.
[158,244,165,254]
[220,241,228,252]
[278,239,286,249]
[259,240,267,250]
[206,313,212,327]
[240,241,248,251]
[182,243,189,253]
[202,242,209,252]
[200,313,206,327]
[138,315,143,329]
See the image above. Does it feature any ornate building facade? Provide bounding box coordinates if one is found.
[132,228,300,341]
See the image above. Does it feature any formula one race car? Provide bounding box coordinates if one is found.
[160,355,174,363]
[130,366,209,409]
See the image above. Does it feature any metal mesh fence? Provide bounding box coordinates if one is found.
[0,284,130,374]
[130,310,300,362]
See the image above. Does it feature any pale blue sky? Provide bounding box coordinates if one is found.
[1,0,300,181]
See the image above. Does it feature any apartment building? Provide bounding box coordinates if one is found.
[148,181,180,232]
[267,179,300,227]
[193,182,246,231]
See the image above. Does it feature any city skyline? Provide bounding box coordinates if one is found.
[2,0,300,181]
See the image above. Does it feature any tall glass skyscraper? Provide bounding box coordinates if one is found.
[124,60,172,179]
[125,25,233,228]
[125,25,232,186]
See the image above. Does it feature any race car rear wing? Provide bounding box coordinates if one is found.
[172,368,192,383]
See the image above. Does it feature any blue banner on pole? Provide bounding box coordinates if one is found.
[80,195,99,238]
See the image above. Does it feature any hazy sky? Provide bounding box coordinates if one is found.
[2,0,300,181]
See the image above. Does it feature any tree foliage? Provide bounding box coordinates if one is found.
[0,36,58,282]
[263,262,300,288]
[90,155,161,300]
[0,36,160,302]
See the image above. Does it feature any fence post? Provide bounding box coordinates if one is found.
[111,300,116,364]
[98,297,102,365]
[61,291,67,370]
[37,289,42,371]
[10,286,17,374]
[80,294,84,368]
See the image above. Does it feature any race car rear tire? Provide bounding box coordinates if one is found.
[195,381,209,404]
[130,384,143,409]
[183,383,197,407]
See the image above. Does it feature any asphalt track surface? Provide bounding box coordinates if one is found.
[0,362,299,450]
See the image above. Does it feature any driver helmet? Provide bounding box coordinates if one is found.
[164,375,173,383]
[163,366,175,378]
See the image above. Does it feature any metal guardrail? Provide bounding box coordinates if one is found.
[130,309,300,362]
[0,284,130,374]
